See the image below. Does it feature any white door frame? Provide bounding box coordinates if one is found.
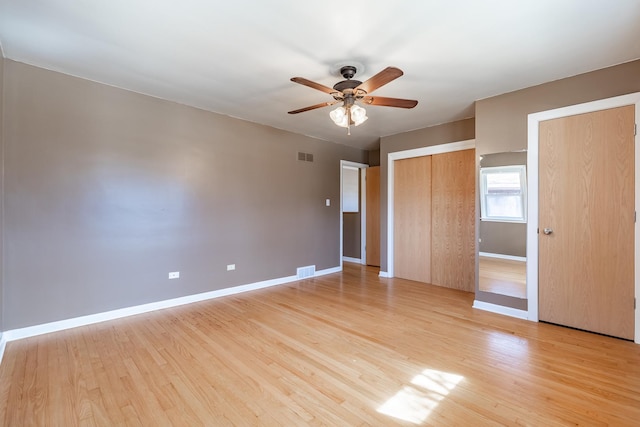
[340,161,369,268]
[385,139,476,278]
[527,92,640,344]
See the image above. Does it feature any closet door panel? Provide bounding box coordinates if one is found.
[431,149,476,291]
[394,156,431,283]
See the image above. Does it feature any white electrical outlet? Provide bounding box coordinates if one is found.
[325,198,331,206]
[168,271,180,279]
[227,264,236,271]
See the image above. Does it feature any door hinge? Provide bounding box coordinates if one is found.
[635,123,637,136]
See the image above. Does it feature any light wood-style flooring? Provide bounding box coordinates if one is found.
[479,256,527,299]
[1,263,639,426]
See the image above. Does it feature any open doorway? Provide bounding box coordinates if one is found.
[340,161,368,268]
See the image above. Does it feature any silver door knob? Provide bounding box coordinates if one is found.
[543,228,553,235]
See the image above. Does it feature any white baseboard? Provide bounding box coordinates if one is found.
[0,333,5,366]
[316,266,342,276]
[473,300,529,320]
[378,271,390,278]
[479,252,527,262]
[0,265,343,360]
[342,256,362,264]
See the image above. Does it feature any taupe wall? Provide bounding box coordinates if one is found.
[479,222,526,257]
[378,118,476,272]
[476,59,640,155]
[367,149,380,167]
[2,60,366,329]
[343,213,361,259]
[475,58,640,309]
[0,47,5,332]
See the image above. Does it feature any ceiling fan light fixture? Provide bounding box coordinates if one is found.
[330,106,349,127]
[330,104,367,128]
[351,104,368,126]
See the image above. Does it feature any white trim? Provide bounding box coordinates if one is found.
[342,256,362,264]
[0,333,6,366]
[387,139,475,278]
[315,266,342,276]
[378,271,390,278]
[527,91,640,343]
[360,168,367,264]
[0,266,342,347]
[479,252,527,262]
[479,164,527,223]
[340,160,369,271]
[473,300,529,320]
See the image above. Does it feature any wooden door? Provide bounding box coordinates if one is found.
[431,149,476,292]
[394,156,431,282]
[365,166,380,267]
[539,105,635,340]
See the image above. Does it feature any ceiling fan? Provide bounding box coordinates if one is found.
[288,65,418,135]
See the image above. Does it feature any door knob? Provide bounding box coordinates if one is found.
[543,228,553,235]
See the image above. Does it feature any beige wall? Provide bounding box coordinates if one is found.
[476,59,640,155]
[475,58,640,309]
[343,213,360,259]
[2,60,366,329]
[378,118,476,271]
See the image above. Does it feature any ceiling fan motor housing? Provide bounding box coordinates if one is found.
[340,65,357,79]
[333,65,364,93]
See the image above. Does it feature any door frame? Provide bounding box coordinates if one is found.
[340,160,369,268]
[386,139,476,278]
[527,92,640,343]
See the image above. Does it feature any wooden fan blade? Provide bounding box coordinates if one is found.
[356,67,404,94]
[288,101,339,114]
[291,77,338,95]
[362,96,418,109]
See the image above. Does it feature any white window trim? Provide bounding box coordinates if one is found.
[479,165,527,223]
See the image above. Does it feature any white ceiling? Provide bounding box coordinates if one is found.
[1,1,640,151]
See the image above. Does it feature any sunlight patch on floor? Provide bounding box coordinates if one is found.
[377,369,464,424]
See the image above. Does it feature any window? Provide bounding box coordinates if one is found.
[480,165,527,222]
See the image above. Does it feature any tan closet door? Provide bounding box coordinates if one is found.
[394,156,431,282]
[539,105,635,340]
[431,149,476,292]
[366,166,381,267]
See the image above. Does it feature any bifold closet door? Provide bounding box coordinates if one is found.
[394,156,431,283]
[431,149,476,292]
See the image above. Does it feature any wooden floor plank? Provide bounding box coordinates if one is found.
[1,263,639,426]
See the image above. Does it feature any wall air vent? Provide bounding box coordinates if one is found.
[297,152,314,162]
[296,265,316,279]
